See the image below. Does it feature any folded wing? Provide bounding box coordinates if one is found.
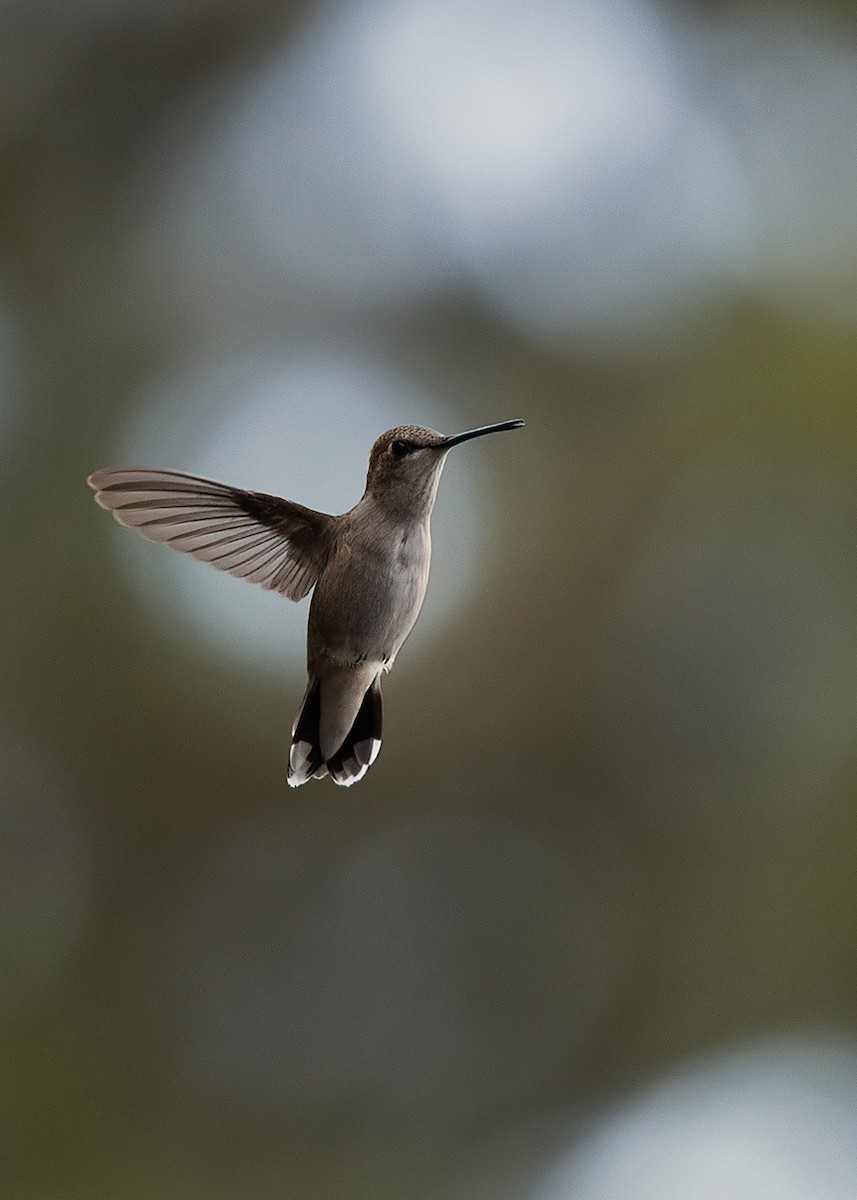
[88,468,334,601]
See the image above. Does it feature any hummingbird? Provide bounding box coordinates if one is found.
[88,419,524,786]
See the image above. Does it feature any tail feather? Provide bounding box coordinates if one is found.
[288,676,382,788]
[327,677,382,787]
[287,680,327,787]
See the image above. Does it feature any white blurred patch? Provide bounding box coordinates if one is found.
[131,3,459,333]
[110,348,486,675]
[129,0,751,353]
[367,0,750,349]
[533,1036,857,1200]
[108,2,857,351]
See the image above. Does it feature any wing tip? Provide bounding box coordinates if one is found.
[87,467,325,601]
[87,468,109,493]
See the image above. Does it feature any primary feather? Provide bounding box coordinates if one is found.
[87,468,334,601]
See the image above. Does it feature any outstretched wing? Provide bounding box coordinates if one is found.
[88,468,335,601]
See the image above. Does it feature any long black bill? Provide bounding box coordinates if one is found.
[439,419,525,449]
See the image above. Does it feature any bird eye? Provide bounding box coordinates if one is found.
[390,439,413,457]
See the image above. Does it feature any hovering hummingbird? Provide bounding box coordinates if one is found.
[88,419,524,786]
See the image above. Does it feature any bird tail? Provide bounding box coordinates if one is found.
[287,676,382,788]
[327,677,382,787]
[288,679,327,786]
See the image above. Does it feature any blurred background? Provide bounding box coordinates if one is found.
[4,0,857,1196]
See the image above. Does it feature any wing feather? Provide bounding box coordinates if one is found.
[87,468,335,601]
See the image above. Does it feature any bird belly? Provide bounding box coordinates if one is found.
[307,529,430,670]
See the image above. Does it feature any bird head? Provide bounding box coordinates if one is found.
[364,420,524,516]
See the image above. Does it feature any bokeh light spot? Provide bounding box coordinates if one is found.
[534,1036,857,1200]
